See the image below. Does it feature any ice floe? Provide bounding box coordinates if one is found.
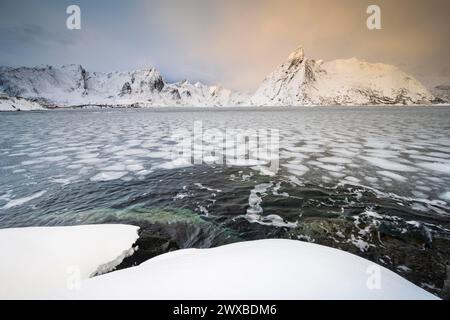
[417,162,450,174]
[1,108,449,206]
[90,171,128,182]
[359,156,416,172]
[2,190,46,209]
[377,170,407,182]
[439,191,450,201]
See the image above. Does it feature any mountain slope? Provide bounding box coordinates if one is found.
[432,85,450,103]
[0,94,46,111]
[251,47,435,106]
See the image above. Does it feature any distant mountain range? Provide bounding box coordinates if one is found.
[0,64,249,110]
[0,46,448,111]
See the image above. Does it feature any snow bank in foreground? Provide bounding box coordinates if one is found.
[0,228,438,300]
[0,225,139,299]
[65,239,438,300]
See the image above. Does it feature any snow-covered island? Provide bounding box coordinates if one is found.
[0,46,447,111]
[0,225,439,300]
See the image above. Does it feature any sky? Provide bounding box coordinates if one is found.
[0,0,449,91]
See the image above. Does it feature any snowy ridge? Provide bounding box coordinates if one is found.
[0,46,441,109]
[0,64,250,108]
[251,46,435,106]
[0,93,46,111]
[0,225,139,299]
[432,85,450,103]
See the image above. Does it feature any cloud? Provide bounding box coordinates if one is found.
[1,0,449,90]
[0,24,71,47]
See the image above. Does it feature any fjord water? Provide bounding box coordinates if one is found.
[0,106,449,296]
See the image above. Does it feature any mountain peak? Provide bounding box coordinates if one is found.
[252,46,434,106]
[287,46,305,62]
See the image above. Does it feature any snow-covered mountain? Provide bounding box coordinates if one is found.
[432,85,450,103]
[0,46,442,110]
[0,64,250,108]
[0,94,46,111]
[251,47,435,106]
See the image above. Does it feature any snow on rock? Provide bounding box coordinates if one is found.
[0,45,437,108]
[251,46,435,106]
[287,46,305,62]
[432,85,450,103]
[0,225,139,299]
[64,239,437,300]
[0,94,46,111]
[0,64,250,108]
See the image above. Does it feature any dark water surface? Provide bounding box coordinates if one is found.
[0,107,449,297]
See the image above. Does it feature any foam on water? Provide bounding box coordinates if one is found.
[90,171,128,182]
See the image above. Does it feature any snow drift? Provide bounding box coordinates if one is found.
[0,226,438,299]
[0,225,139,299]
[63,239,437,300]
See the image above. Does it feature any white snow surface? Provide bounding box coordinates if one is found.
[62,239,438,300]
[0,225,139,299]
[0,65,249,108]
[251,47,434,106]
[0,94,46,111]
